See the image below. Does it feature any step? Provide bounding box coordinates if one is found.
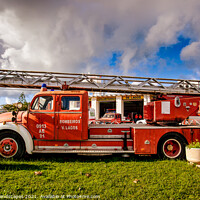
[32,149,135,154]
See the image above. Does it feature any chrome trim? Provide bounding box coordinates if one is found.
[32,150,135,154]
[81,146,122,150]
[88,139,132,141]
[35,146,80,149]
[30,111,82,114]
[35,146,133,150]
[89,135,132,139]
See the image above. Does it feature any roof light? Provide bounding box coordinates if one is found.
[40,83,47,92]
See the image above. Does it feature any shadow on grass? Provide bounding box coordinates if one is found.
[23,153,160,163]
[0,163,48,171]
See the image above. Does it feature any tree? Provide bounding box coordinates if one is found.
[3,104,17,112]
[2,92,29,112]
[18,92,26,104]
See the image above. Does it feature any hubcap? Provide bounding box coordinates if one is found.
[0,138,18,158]
[163,139,181,158]
[167,144,173,151]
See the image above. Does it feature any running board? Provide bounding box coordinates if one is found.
[32,149,135,154]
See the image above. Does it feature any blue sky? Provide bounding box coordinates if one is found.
[107,36,195,79]
[155,37,191,79]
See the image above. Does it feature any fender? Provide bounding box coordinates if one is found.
[0,122,33,154]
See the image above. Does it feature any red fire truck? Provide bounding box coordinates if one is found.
[95,113,133,124]
[95,113,122,124]
[0,87,199,159]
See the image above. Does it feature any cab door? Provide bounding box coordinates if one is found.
[28,95,55,140]
[56,95,83,140]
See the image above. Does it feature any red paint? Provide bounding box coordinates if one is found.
[163,139,181,158]
[96,113,122,124]
[144,97,200,123]
[89,127,131,137]
[26,91,88,140]
[0,138,18,158]
[95,113,133,124]
[0,111,26,123]
[0,90,200,159]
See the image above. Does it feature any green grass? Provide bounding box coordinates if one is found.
[0,155,199,200]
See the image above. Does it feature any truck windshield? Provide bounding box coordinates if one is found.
[103,114,115,118]
[32,96,53,110]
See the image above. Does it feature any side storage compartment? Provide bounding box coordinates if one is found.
[133,128,152,154]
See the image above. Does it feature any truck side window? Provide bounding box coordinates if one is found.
[32,96,53,110]
[61,96,80,110]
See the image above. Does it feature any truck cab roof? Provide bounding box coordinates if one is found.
[35,90,88,96]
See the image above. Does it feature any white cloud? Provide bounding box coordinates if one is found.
[0,0,187,73]
[181,42,200,62]
[146,13,184,49]
[0,89,36,105]
[0,10,24,49]
[5,97,16,104]
[120,48,137,73]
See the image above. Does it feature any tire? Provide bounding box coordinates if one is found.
[158,133,187,159]
[0,131,25,159]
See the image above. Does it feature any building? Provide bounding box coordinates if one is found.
[90,93,154,119]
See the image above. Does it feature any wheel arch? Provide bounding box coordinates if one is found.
[0,123,33,154]
[157,132,188,150]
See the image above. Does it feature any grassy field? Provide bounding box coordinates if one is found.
[0,154,199,200]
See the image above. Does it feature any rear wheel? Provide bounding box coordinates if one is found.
[158,134,186,159]
[0,132,25,159]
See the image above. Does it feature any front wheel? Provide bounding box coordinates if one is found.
[0,131,25,159]
[158,134,186,159]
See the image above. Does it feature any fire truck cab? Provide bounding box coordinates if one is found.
[28,90,89,141]
[0,89,200,159]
